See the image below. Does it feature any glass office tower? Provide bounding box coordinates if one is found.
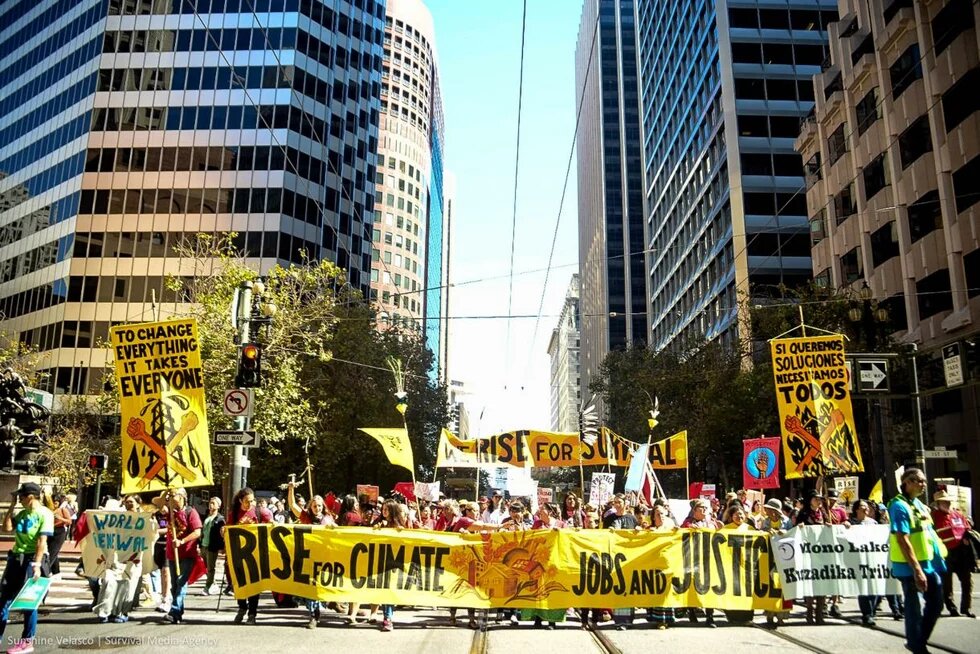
[575,0,647,402]
[0,0,385,399]
[636,0,838,350]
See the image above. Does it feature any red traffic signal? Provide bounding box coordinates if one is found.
[236,342,262,388]
[88,453,108,470]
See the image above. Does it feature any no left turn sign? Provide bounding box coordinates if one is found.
[223,389,254,418]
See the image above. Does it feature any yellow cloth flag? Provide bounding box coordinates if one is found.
[358,428,415,472]
[650,431,688,470]
[869,479,883,504]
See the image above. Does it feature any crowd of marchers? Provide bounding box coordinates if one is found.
[0,470,975,654]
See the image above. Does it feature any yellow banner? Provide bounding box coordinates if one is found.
[441,429,637,468]
[358,428,414,472]
[110,319,213,494]
[225,525,781,610]
[770,335,862,478]
[650,431,688,470]
[435,429,482,468]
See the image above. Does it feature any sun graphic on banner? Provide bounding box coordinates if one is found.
[445,532,568,603]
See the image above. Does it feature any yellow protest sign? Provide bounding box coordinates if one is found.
[358,428,414,472]
[225,525,781,611]
[109,319,213,493]
[770,335,862,478]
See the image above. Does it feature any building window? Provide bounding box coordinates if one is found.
[863,153,889,201]
[899,116,932,169]
[855,88,879,136]
[916,269,953,319]
[870,222,900,268]
[840,246,863,284]
[932,0,974,55]
[908,190,943,242]
[810,209,826,245]
[890,44,922,100]
[834,184,857,224]
[943,68,980,132]
[828,123,848,164]
[953,153,980,213]
[814,268,831,288]
[805,153,822,188]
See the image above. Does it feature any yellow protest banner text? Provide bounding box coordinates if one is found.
[110,319,213,493]
[770,334,862,478]
[224,525,781,611]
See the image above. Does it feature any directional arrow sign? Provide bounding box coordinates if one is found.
[858,359,889,392]
[213,430,260,448]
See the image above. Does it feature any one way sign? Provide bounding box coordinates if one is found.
[213,430,261,448]
[858,359,890,392]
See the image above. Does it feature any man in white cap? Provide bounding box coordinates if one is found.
[762,498,791,532]
[930,489,975,618]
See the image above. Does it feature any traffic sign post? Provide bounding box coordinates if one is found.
[213,430,261,448]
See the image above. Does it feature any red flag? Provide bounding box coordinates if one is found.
[743,437,781,489]
[688,482,704,500]
[324,492,341,515]
[641,465,655,506]
[393,482,417,501]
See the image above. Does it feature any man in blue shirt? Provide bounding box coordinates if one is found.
[889,468,947,654]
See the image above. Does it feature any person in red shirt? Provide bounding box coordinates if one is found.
[161,488,202,625]
[224,488,272,625]
[931,490,976,617]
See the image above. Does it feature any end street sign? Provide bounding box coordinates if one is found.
[923,447,958,460]
[214,430,261,448]
[858,359,890,392]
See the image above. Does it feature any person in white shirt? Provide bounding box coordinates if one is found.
[483,491,507,525]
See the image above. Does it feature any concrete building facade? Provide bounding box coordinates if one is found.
[547,274,581,434]
[369,0,447,379]
[796,0,980,489]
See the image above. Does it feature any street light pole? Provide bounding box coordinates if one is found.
[230,282,253,499]
[849,282,890,494]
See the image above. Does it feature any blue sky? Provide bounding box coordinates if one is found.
[427,0,582,434]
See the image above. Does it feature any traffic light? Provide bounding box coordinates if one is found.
[88,453,108,470]
[236,342,262,388]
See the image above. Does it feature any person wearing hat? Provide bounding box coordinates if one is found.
[0,482,54,654]
[483,490,506,525]
[795,492,830,624]
[160,488,202,624]
[681,499,720,627]
[762,498,791,532]
[930,489,975,618]
[889,468,947,654]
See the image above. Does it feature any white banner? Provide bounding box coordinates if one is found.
[81,511,157,578]
[773,524,901,599]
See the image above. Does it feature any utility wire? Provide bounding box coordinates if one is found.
[503,0,528,389]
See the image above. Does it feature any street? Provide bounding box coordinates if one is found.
[10,563,980,654]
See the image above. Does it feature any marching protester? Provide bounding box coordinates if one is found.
[442,499,479,628]
[682,498,720,627]
[761,498,792,628]
[161,487,203,625]
[483,491,507,525]
[795,491,830,624]
[94,495,144,624]
[889,468,947,654]
[851,500,879,626]
[520,503,566,629]
[646,504,676,629]
[200,496,224,596]
[151,494,172,611]
[336,495,363,527]
[876,501,905,621]
[824,490,849,618]
[930,489,975,618]
[49,493,73,577]
[720,505,753,625]
[0,482,53,654]
[603,494,638,530]
[377,499,411,632]
[562,492,587,528]
[418,504,436,530]
[287,481,333,629]
[226,487,271,625]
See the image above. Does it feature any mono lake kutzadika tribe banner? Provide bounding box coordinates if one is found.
[772,525,900,599]
[224,526,782,611]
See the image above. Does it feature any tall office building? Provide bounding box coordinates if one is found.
[438,170,455,380]
[575,0,647,403]
[635,0,838,350]
[369,0,447,379]
[547,274,581,433]
[796,0,979,493]
[0,0,385,400]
